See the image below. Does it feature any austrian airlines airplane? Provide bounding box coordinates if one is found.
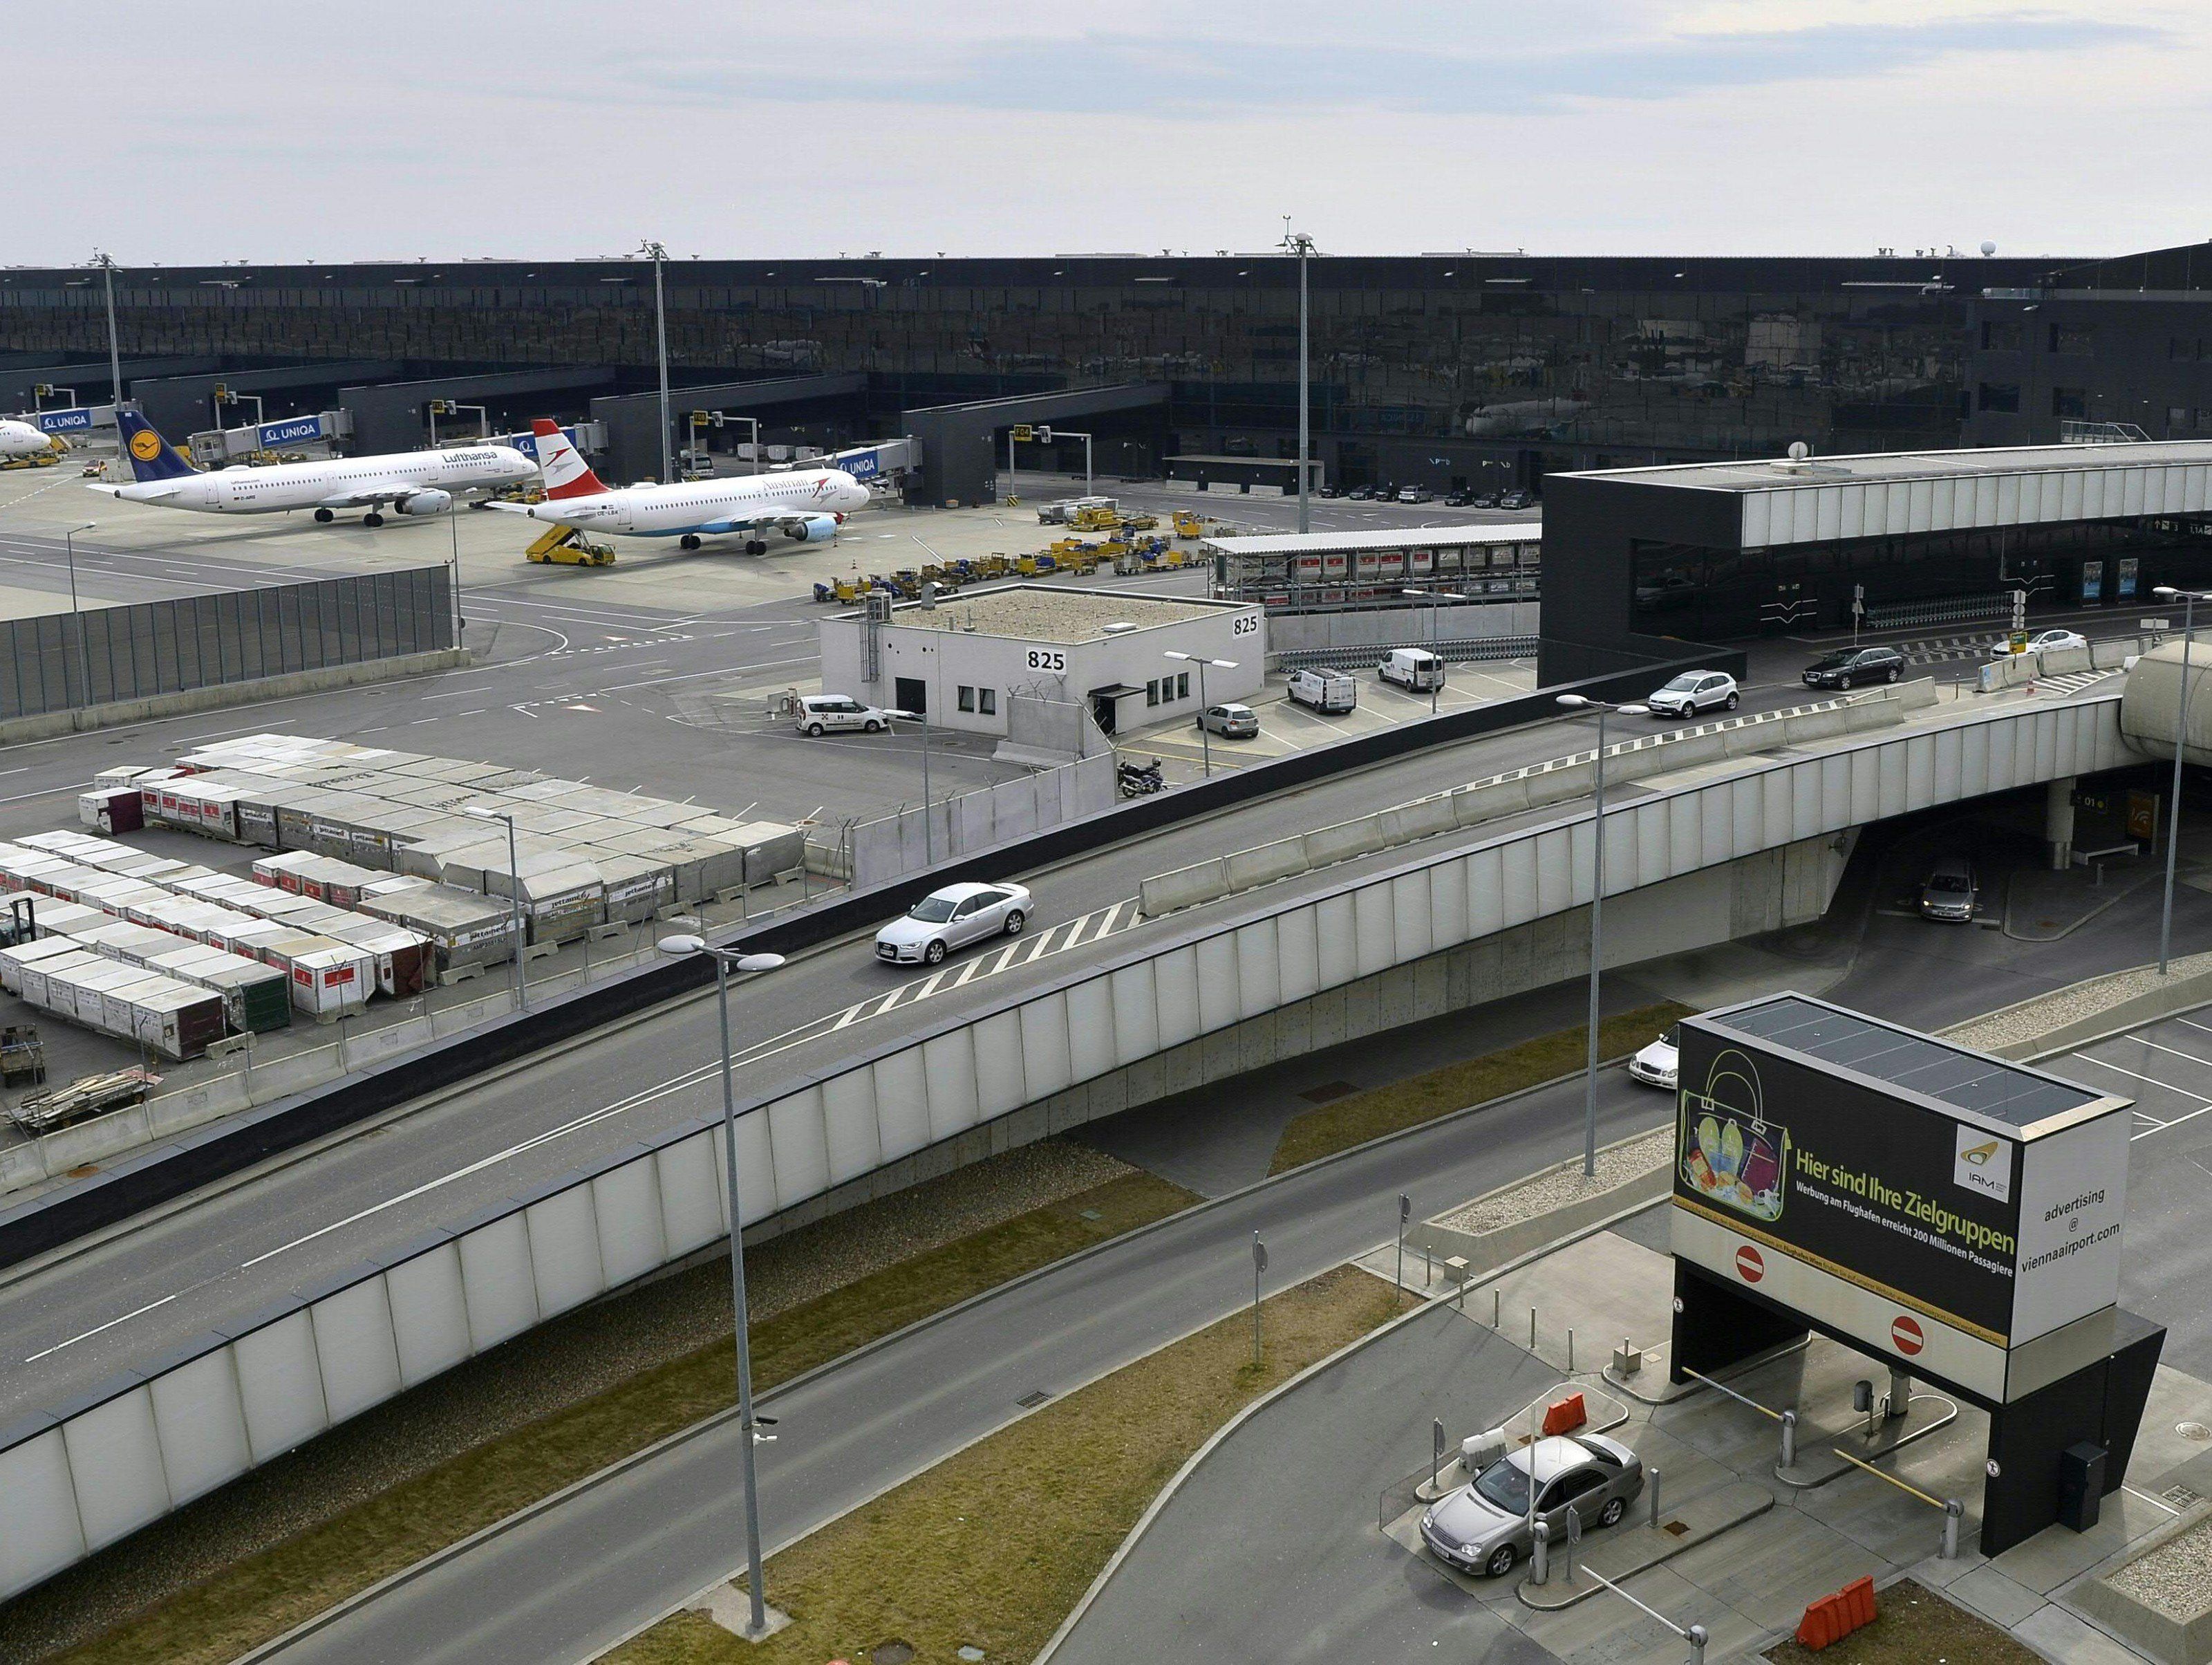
[89,408,537,524]
[482,418,868,551]
[0,418,58,461]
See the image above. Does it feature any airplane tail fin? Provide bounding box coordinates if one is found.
[532,418,607,499]
[115,407,199,482]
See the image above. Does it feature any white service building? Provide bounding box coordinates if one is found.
[818,584,1266,738]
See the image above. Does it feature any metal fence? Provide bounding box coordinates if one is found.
[0,565,454,719]
[1277,635,1540,671]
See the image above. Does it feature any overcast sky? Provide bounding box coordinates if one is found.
[12,1,2200,266]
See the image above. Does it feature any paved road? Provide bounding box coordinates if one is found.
[0,661,1853,1411]
[225,828,2212,1664]
[1050,1300,1563,1665]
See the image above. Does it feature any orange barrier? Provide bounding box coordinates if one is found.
[1541,1392,1588,1436]
[1794,1575,1877,1649]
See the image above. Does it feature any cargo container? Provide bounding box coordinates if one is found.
[288,947,372,1016]
[17,948,103,1012]
[148,945,292,1033]
[78,786,146,834]
[596,855,676,923]
[359,884,520,971]
[0,937,88,995]
[320,920,431,996]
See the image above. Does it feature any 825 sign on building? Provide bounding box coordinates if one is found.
[1025,649,1067,671]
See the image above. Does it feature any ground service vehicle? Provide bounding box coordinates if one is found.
[795,694,890,735]
[1379,647,1445,692]
[1286,668,1358,714]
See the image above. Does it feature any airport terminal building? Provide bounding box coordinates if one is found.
[1538,439,2212,680]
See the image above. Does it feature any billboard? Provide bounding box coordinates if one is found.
[259,415,326,447]
[841,448,881,480]
[37,408,93,434]
[1671,1002,2130,1399]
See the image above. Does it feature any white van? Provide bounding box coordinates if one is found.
[1379,647,1445,692]
[1286,667,1358,714]
[795,694,890,736]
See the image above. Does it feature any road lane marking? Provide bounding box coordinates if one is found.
[24,1292,181,1362]
[2073,1054,2212,1103]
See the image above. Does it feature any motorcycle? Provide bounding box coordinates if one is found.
[1117,757,1166,798]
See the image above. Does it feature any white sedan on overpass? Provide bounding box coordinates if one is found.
[875,882,1033,965]
[1991,628,2088,658]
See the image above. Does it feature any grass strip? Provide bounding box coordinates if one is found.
[1762,1576,2044,1664]
[601,1265,1407,1665]
[1268,1000,1695,1174]
[49,1169,1194,1665]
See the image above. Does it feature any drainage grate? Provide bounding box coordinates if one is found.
[1079,1209,1102,1221]
[1663,1520,1689,1537]
[2164,1485,2204,1509]
[1017,1390,1052,1408]
[1300,1080,1358,1104]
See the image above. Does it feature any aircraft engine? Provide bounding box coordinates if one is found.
[783,513,841,543]
[392,489,454,517]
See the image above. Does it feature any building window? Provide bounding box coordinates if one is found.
[2053,387,2088,420]
[1980,319,2023,352]
[1177,672,1190,700]
[1977,382,2021,413]
[2050,323,2094,355]
[2173,408,2198,433]
[1146,679,1160,707]
[957,685,975,712]
[979,687,997,715]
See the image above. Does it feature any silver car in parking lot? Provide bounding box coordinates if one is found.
[1421,1433,1645,1579]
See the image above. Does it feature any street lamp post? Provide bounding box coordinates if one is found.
[1282,225,1317,534]
[64,522,95,709]
[2154,586,2211,975]
[1165,650,1238,778]
[93,252,122,413]
[1556,694,1647,1175]
[1403,588,1468,715]
[639,239,673,483]
[465,806,526,1010]
[657,936,787,1639]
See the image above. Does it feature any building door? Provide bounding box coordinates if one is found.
[1089,691,1118,735]
[894,676,926,716]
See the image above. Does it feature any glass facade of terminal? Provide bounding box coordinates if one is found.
[0,253,2061,481]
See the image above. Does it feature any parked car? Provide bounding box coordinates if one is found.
[795,694,891,735]
[874,882,1032,965]
[1629,1024,1680,1090]
[1919,855,1980,923]
[1199,703,1260,738]
[1498,488,1534,510]
[1348,485,1376,501]
[1801,645,1905,690]
[1472,492,1501,508]
[1444,490,1473,506]
[1316,484,1342,499]
[1398,485,1433,503]
[1990,628,2088,658]
[1380,647,1445,692]
[1644,670,1739,719]
[1286,667,1358,714]
[1421,1434,1646,1579]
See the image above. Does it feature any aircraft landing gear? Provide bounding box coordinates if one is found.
[745,538,767,555]
[363,512,385,528]
[679,534,702,550]
[313,508,335,523]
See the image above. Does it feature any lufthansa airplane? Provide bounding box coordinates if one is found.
[90,408,537,524]
[481,418,868,551]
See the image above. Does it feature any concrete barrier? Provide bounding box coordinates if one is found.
[1138,859,1232,918]
[1224,838,1311,893]
[1454,778,1531,824]
[1378,797,1460,845]
[1302,817,1387,868]
[0,649,474,748]
[2041,644,2092,675]
[2092,639,2135,671]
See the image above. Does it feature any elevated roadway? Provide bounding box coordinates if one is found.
[0,672,2138,1601]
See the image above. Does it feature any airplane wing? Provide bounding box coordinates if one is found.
[479,501,535,516]
[315,478,417,509]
